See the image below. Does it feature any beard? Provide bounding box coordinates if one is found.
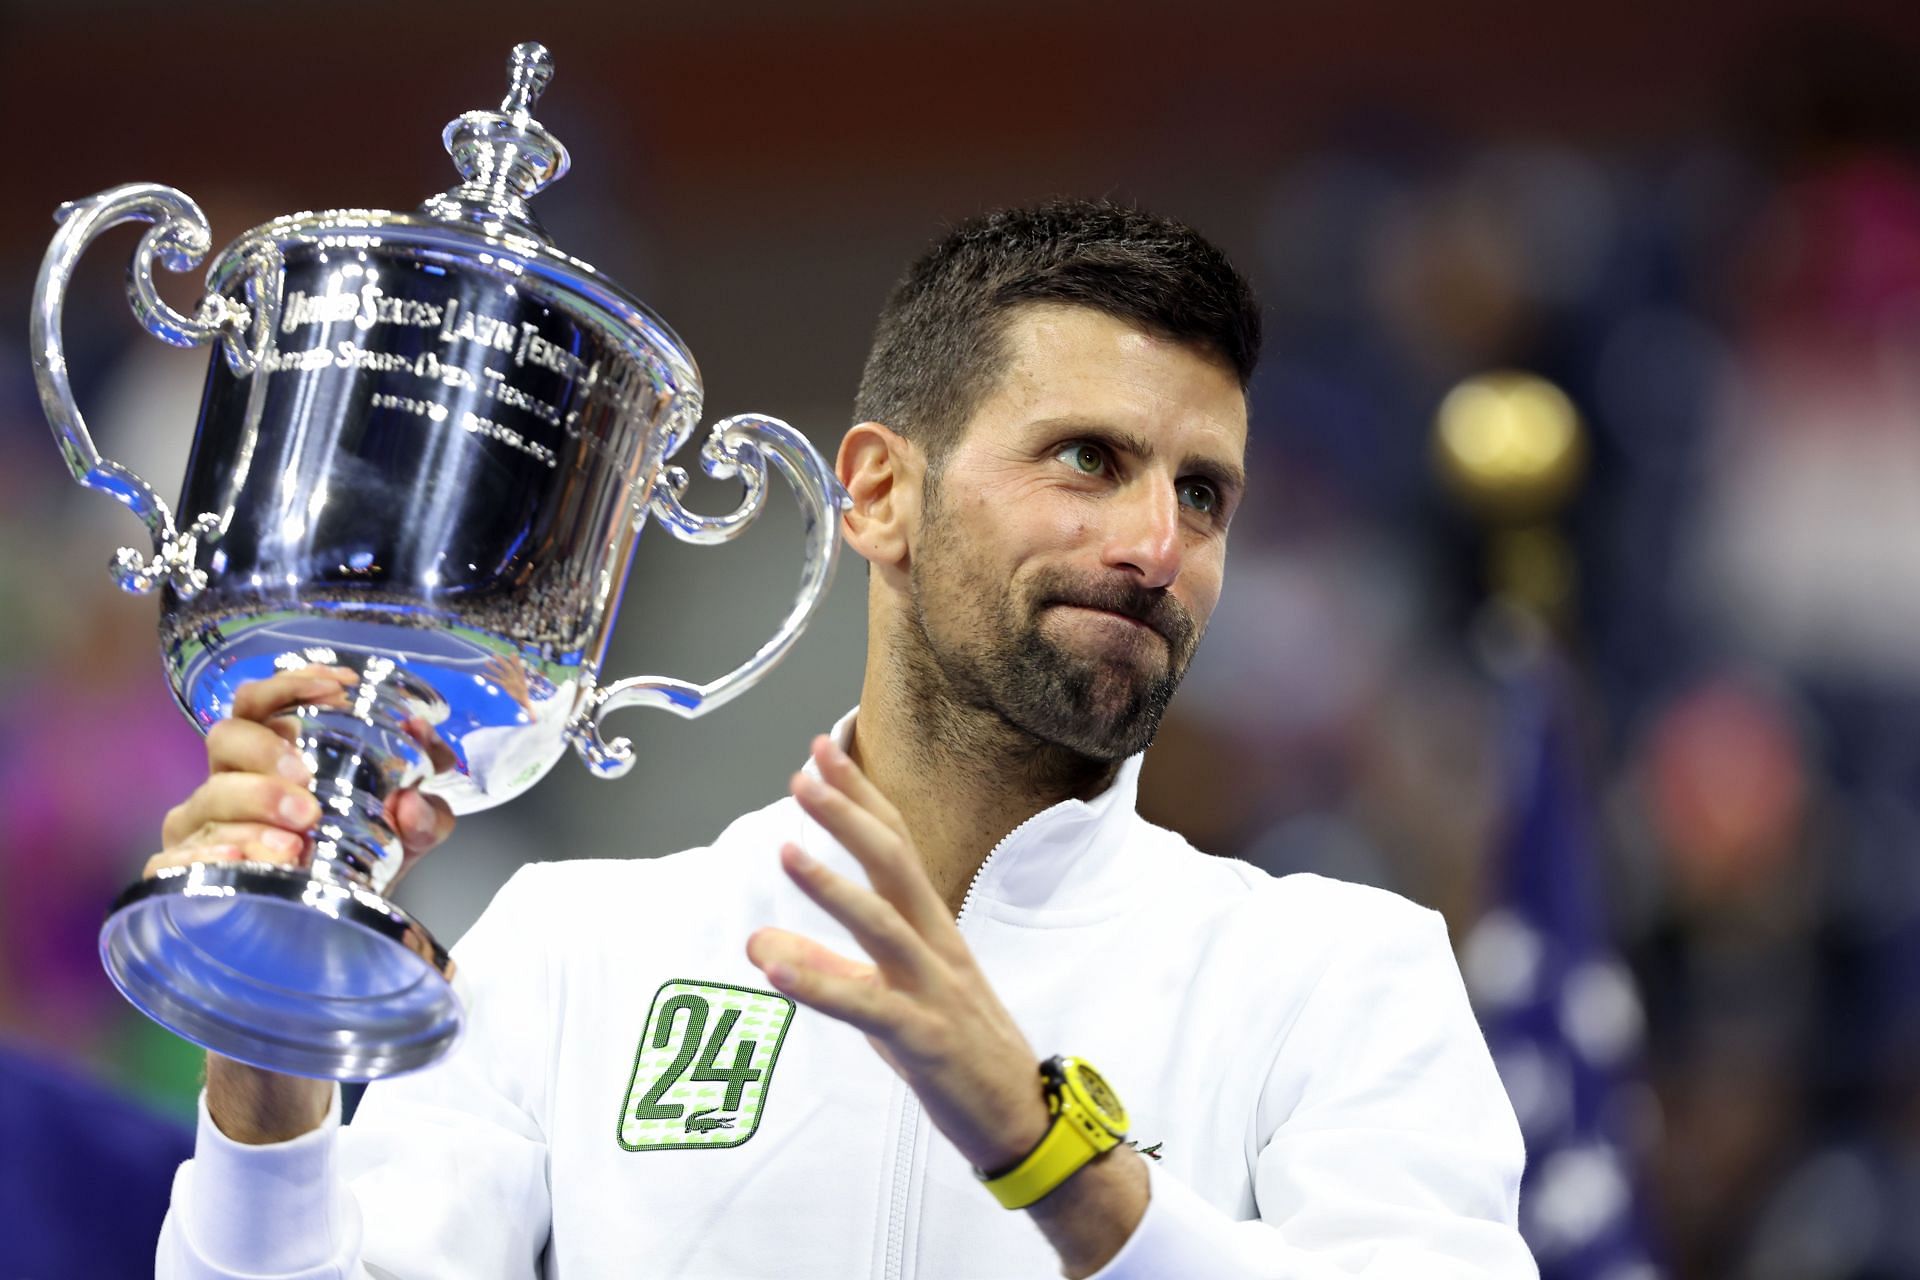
[903,495,1201,765]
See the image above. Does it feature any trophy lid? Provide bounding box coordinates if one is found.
[420,42,572,242]
[203,42,704,455]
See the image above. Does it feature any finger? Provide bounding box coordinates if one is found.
[207,717,312,781]
[791,771,952,941]
[180,821,309,868]
[746,926,874,983]
[746,927,898,1035]
[811,735,908,833]
[778,843,936,986]
[791,770,899,878]
[230,666,358,724]
[401,715,459,774]
[386,788,456,858]
[162,772,322,849]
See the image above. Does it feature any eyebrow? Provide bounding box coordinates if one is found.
[1029,415,1248,500]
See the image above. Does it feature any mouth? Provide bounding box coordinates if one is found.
[1050,603,1163,641]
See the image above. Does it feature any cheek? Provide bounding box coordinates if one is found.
[1179,558,1227,627]
[968,501,1078,579]
[915,513,1016,619]
[1009,494,1099,556]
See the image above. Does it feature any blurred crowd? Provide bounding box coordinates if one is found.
[1141,27,1920,1279]
[4,17,1919,1280]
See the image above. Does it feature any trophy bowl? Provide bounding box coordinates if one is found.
[29,43,849,1080]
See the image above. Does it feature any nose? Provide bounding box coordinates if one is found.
[1099,474,1182,589]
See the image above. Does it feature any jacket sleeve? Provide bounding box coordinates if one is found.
[1094,899,1537,1279]
[156,865,555,1280]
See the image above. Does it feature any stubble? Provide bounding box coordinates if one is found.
[898,485,1200,784]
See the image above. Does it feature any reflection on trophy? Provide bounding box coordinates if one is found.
[29,43,850,1081]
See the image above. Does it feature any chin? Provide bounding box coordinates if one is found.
[1019,673,1172,761]
[1054,718,1162,763]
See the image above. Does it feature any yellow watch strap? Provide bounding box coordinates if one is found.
[980,1100,1118,1210]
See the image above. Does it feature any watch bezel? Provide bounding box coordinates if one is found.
[1049,1055,1129,1136]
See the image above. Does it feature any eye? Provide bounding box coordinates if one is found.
[1178,479,1219,515]
[1055,442,1108,476]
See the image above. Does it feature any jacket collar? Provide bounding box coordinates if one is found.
[795,708,1147,923]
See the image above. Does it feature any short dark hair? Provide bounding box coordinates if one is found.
[854,199,1261,460]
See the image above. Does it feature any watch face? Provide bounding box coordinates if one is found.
[1065,1060,1127,1132]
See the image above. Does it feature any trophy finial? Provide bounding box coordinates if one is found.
[502,42,554,117]
[425,43,571,241]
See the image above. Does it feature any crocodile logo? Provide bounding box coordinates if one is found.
[685,1108,735,1135]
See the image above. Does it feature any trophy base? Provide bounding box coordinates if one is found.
[100,862,461,1082]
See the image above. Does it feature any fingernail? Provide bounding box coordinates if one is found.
[280,793,318,826]
[786,845,816,872]
[262,829,304,857]
[278,750,310,782]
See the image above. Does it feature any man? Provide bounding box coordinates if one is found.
[152,201,1533,1277]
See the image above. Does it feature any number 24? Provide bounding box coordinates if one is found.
[631,994,762,1119]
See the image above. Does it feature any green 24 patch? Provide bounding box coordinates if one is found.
[617,980,795,1151]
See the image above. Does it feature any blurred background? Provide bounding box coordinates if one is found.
[4,1,1919,1275]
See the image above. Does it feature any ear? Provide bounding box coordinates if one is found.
[836,421,920,573]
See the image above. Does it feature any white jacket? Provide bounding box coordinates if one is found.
[159,720,1536,1278]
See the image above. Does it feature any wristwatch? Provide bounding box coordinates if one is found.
[977,1056,1129,1209]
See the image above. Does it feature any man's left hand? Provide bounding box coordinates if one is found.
[745,734,1051,1175]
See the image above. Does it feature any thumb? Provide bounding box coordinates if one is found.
[391,789,455,859]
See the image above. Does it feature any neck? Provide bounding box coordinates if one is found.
[850,630,1122,916]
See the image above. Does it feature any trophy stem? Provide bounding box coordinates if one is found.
[295,688,434,898]
[97,657,463,1080]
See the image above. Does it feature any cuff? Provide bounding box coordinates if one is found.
[175,1084,360,1276]
[1087,1159,1266,1280]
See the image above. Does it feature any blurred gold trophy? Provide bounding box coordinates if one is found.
[1434,370,1587,622]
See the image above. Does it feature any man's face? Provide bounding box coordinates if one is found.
[904,303,1248,762]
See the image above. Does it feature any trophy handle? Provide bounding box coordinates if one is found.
[569,414,852,778]
[29,182,281,597]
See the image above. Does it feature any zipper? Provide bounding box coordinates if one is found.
[881,809,1051,1278]
[881,1080,920,1280]
[956,808,1046,927]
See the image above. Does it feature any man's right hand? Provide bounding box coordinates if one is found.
[144,665,458,1144]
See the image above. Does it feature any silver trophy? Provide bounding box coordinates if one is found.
[30,43,849,1081]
